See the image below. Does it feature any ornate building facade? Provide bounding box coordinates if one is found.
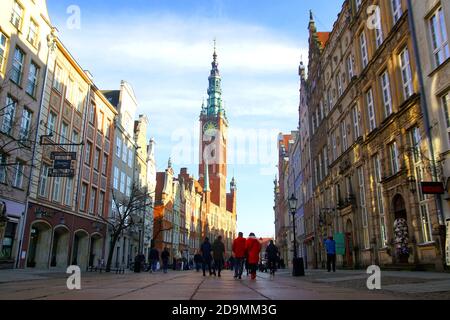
[304,0,446,270]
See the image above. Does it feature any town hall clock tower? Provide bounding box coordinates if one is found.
[199,44,229,209]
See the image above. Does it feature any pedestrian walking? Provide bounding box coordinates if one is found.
[200,237,213,276]
[133,254,141,273]
[194,251,203,272]
[324,236,336,272]
[161,247,170,274]
[212,236,226,277]
[149,247,159,273]
[245,233,261,280]
[265,240,279,276]
[232,232,246,279]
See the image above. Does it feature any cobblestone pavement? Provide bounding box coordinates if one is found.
[1,267,448,300]
[271,269,450,300]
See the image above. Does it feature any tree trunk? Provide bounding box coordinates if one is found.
[106,232,120,272]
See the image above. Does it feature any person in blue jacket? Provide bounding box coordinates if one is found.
[324,236,336,272]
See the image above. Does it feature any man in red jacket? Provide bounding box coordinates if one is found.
[232,232,246,279]
[245,233,261,280]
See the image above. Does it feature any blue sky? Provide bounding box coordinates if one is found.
[47,0,343,238]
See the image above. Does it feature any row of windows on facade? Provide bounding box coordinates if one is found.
[162,229,198,247]
[311,4,449,135]
[115,136,134,168]
[28,163,108,217]
[310,128,433,248]
[354,0,448,68]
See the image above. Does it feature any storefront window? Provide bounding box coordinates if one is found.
[0,222,17,260]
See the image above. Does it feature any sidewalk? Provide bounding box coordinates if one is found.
[272,267,450,298]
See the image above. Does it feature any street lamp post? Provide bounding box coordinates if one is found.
[289,194,304,277]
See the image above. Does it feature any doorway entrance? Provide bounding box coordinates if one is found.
[50,226,70,268]
[393,194,409,263]
[27,222,52,268]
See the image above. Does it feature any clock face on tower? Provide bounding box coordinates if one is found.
[203,121,218,137]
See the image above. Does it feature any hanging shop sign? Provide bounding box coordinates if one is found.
[49,152,76,177]
[421,182,445,195]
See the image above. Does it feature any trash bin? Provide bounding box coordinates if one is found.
[293,257,305,276]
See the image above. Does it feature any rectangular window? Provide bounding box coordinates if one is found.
[332,131,337,161]
[20,108,32,140]
[358,166,370,249]
[389,142,400,174]
[47,112,56,136]
[128,148,133,167]
[71,130,79,152]
[113,166,119,189]
[120,172,126,193]
[375,21,384,48]
[380,71,393,118]
[10,1,23,29]
[98,112,104,132]
[0,153,7,184]
[66,78,75,103]
[90,187,97,214]
[60,122,68,144]
[85,142,92,165]
[392,0,403,25]
[94,149,100,171]
[102,154,108,175]
[116,137,122,157]
[400,47,413,99]
[64,178,73,206]
[52,176,61,202]
[38,164,50,197]
[347,55,354,81]
[122,144,128,163]
[366,89,376,131]
[98,192,105,216]
[341,120,348,152]
[105,120,111,140]
[2,96,17,134]
[0,33,8,73]
[77,89,84,112]
[80,184,87,211]
[89,103,95,124]
[442,93,450,144]
[11,47,24,84]
[352,105,361,139]
[126,175,131,197]
[26,62,39,97]
[53,65,63,92]
[323,146,328,176]
[337,73,343,97]
[27,19,38,46]
[360,32,369,69]
[429,7,449,67]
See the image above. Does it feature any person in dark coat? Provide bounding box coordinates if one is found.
[194,251,203,272]
[265,240,279,275]
[148,247,159,273]
[212,236,226,277]
[200,237,213,276]
[134,254,141,273]
[161,247,170,274]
